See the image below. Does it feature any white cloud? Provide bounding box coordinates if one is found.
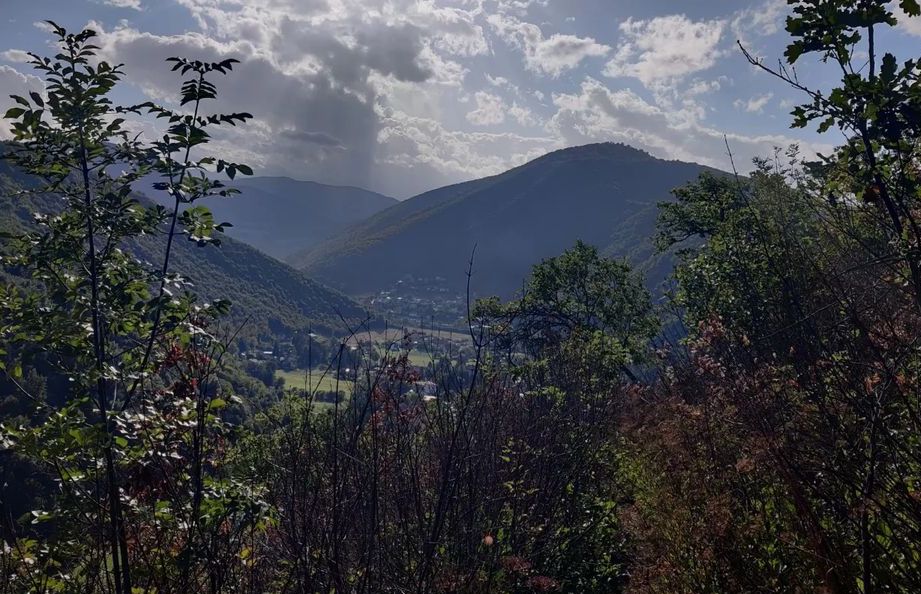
[685,77,725,97]
[467,91,506,125]
[547,77,829,172]
[0,65,44,140]
[411,1,489,57]
[604,14,725,86]
[485,73,518,93]
[735,92,773,113]
[92,23,386,188]
[895,4,921,37]
[376,105,554,195]
[494,0,548,17]
[509,102,538,126]
[0,49,31,64]
[100,0,143,10]
[487,13,609,76]
[7,0,836,198]
[485,73,510,87]
[731,0,787,44]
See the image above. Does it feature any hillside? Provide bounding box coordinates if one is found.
[0,157,366,339]
[140,175,396,259]
[291,143,715,297]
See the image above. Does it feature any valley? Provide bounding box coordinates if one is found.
[4,6,921,591]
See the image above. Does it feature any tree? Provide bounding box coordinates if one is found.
[742,0,921,311]
[476,241,659,386]
[0,23,265,593]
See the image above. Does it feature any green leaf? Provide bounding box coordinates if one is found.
[68,428,85,445]
[114,436,128,448]
[29,91,44,107]
[881,53,897,82]
[901,0,920,17]
[3,107,25,119]
[208,398,227,410]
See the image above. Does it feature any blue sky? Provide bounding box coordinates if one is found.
[3,0,921,197]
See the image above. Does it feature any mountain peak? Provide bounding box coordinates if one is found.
[295,142,715,297]
[532,142,658,166]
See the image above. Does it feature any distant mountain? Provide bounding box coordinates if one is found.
[0,157,366,339]
[140,176,396,260]
[290,143,717,297]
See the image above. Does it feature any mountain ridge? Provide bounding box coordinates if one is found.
[0,153,367,340]
[139,174,397,260]
[290,142,718,297]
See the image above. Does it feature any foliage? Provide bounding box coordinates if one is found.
[475,241,659,386]
[744,0,921,311]
[241,339,633,593]
[7,2,921,592]
[0,23,267,593]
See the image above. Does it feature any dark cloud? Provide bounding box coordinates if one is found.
[94,24,394,190]
[279,129,344,148]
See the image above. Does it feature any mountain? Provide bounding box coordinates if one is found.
[0,156,367,340]
[290,143,716,297]
[140,175,396,260]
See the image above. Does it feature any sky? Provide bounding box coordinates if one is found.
[2,0,921,198]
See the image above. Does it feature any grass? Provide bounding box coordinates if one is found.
[407,350,435,367]
[276,368,354,395]
[342,327,472,347]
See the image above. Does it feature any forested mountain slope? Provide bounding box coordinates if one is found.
[138,175,396,260]
[292,143,718,297]
[0,154,365,339]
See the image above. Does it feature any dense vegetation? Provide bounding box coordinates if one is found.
[0,147,367,343]
[5,1,921,593]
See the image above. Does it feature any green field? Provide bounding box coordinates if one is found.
[276,368,354,395]
[407,350,435,367]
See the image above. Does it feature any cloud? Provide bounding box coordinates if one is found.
[509,102,539,127]
[93,23,383,189]
[0,65,44,140]
[735,92,773,113]
[411,1,489,57]
[279,129,344,148]
[86,0,494,196]
[895,4,921,37]
[485,73,520,95]
[685,77,726,97]
[100,0,143,10]
[604,14,725,86]
[487,13,609,76]
[1,49,31,64]
[9,0,833,198]
[86,0,502,196]
[375,106,555,195]
[494,0,548,17]
[731,0,788,44]
[467,91,506,125]
[548,77,829,173]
